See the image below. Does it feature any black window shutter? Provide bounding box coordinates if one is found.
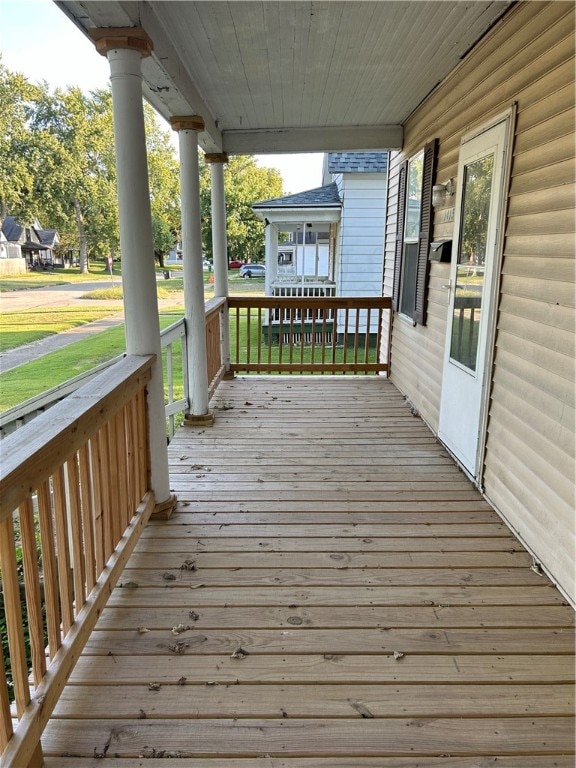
[392,161,408,312]
[413,138,439,325]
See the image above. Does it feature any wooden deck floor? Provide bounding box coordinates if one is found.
[44,377,574,766]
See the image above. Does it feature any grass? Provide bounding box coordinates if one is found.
[0,263,124,291]
[0,307,124,353]
[0,313,183,411]
[0,273,265,411]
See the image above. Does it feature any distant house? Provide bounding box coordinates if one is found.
[1,216,60,272]
[252,152,388,300]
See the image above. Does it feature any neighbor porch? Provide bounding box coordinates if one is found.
[37,376,574,764]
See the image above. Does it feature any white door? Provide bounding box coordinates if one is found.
[438,118,510,478]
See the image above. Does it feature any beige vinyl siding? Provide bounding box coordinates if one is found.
[384,1,575,600]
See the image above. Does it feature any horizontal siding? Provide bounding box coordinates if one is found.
[384,1,575,601]
[338,175,386,298]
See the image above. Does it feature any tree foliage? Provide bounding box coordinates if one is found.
[0,60,284,272]
[0,59,42,222]
[200,155,283,263]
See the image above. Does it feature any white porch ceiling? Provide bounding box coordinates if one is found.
[56,1,513,155]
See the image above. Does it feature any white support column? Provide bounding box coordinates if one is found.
[171,117,213,424]
[205,154,232,375]
[264,223,278,296]
[91,28,174,516]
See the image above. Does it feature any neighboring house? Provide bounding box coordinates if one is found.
[1,216,59,271]
[382,1,574,601]
[252,152,388,302]
[252,182,342,298]
[252,153,388,343]
[323,152,389,300]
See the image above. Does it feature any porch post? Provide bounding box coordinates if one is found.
[265,223,278,295]
[205,153,232,374]
[91,29,175,515]
[170,117,213,424]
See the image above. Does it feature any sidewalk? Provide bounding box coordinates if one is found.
[0,316,125,373]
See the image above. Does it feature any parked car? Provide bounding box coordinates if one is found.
[239,264,265,279]
[228,260,245,269]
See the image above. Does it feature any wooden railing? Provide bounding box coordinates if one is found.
[227,296,392,374]
[0,355,155,768]
[205,297,228,397]
[160,318,188,440]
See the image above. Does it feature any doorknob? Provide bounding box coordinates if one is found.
[441,279,452,304]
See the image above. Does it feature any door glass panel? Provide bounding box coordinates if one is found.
[449,154,494,371]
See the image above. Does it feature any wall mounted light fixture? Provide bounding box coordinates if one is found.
[432,178,455,208]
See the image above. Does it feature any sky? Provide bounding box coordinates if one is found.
[0,0,325,195]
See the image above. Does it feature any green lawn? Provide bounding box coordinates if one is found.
[0,314,182,411]
[0,307,125,353]
[0,263,124,291]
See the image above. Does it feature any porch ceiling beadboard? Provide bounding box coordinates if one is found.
[56,0,512,153]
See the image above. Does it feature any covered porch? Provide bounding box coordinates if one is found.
[35,376,576,763]
[1,1,574,764]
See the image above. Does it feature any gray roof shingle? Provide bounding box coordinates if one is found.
[327,152,388,174]
[252,182,341,209]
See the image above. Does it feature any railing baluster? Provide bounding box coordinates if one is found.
[52,466,74,634]
[18,498,46,686]
[289,306,295,368]
[353,307,361,369]
[0,516,31,717]
[166,342,175,440]
[364,307,371,368]
[37,481,61,659]
[278,305,284,371]
[116,408,130,530]
[89,436,105,575]
[136,389,148,500]
[246,305,251,368]
[98,425,113,562]
[66,454,86,615]
[106,420,121,550]
[310,307,317,365]
[78,443,96,593]
[343,307,350,370]
[0,651,13,753]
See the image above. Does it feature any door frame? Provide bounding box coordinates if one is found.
[439,105,516,488]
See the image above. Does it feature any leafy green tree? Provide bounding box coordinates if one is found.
[29,85,119,272]
[200,155,283,263]
[145,105,181,267]
[0,59,42,224]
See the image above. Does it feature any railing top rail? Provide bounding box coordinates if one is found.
[0,353,125,429]
[205,295,227,316]
[228,296,392,309]
[0,354,154,521]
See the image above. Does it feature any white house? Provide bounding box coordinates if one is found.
[252,152,388,300]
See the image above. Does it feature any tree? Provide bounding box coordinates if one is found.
[144,105,181,267]
[200,155,283,263]
[28,85,119,272]
[0,59,42,224]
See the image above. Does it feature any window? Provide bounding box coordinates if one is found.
[392,139,438,325]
